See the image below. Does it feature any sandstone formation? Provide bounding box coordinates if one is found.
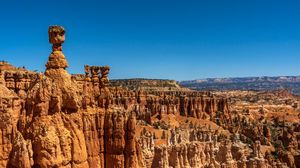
[0,26,143,168]
[0,26,299,168]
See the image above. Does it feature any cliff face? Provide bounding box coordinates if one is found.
[106,88,230,125]
[1,26,297,168]
[0,26,143,168]
[0,26,232,168]
[0,84,22,167]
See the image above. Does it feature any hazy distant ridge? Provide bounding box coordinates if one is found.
[180,76,300,95]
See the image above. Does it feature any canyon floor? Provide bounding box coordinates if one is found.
[0,26,299,168]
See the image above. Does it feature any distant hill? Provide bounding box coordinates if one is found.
[180,76,300,95]
[0,61,17,71]
[0,61,28,72]
[110,78,190,91]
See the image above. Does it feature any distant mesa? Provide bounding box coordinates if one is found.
[110,78,190,92]
[180,76,300,95]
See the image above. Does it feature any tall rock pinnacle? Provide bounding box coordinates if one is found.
[43,25,80,112]
[45,25,68,70]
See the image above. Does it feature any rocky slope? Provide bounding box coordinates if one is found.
[0,26,143,168]
[0,26,298,168]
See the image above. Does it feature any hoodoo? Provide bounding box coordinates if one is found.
[0,26,297,168]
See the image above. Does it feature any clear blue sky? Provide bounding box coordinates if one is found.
[0,0,300,80]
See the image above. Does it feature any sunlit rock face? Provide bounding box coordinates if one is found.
[0,25,143,168]
[0,26,298,168]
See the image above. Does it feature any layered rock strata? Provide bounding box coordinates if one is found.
[0,26,143,168]
[0,26,298,168]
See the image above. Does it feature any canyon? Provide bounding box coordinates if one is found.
[0,26,299,168]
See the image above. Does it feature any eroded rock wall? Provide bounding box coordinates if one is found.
[0,26,143,168]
